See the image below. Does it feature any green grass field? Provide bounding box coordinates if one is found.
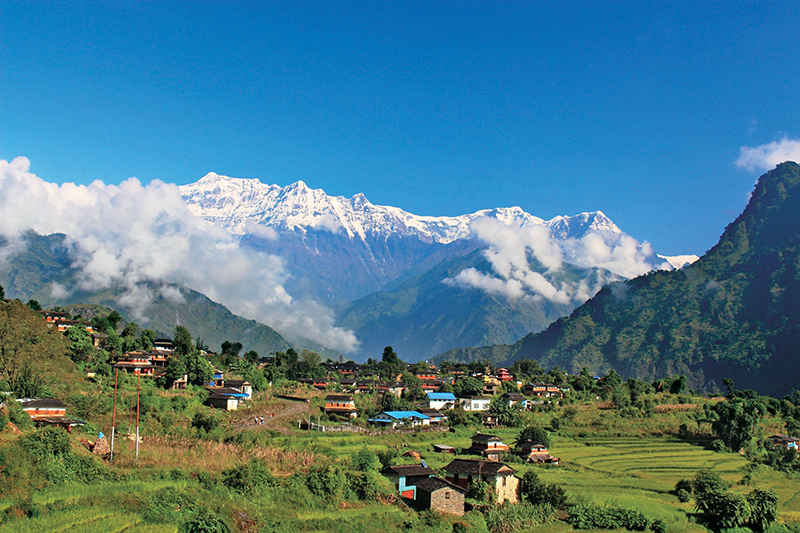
[3,397,799,533]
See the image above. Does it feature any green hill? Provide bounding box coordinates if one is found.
[450,162,800,397]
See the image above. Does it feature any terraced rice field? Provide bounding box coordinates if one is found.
[530,435,800,528]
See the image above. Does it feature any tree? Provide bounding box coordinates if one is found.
[66,326,94,363]
[515,425,552,448]
[669,375,687,395]
[598,369,623,390]
[402,373,426,403]
[571,367,595,392]
[379,346,405,381]
[139,329,156,351]
[501,381,519,394]
[489,395,522,427]
[351,447,380,472]
[173,326,194,356]
[454,376,484,397]
[712,397,764,451]
[10,363,44,398]
[0,301,67,393]
[746,489,778,532]
[437,382,454,393]
[184,351,213,386]
[510,358,544,381]
[221,341,242,358]
[105,310,122,331]
[27,300,41,311]
[699,491,751,530]
[519,470,567,508]
[691,470,729,503]
[164,355,187,386]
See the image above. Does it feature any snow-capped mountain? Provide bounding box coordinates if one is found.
[182,172,624,244]
[179,173,690,360]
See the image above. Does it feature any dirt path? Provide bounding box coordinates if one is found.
[232,398,311,432]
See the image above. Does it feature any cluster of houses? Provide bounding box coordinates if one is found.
[322,389,564,432]
[380,454,521,515]
[41,311,106,347]
[302,363,569,401]
[377,429,565,515]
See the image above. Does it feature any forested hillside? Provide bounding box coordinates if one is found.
[468,162,800,397]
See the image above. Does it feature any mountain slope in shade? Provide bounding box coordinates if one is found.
[338,249,623,361]
[461,162,800,397]
[0,232,295,357]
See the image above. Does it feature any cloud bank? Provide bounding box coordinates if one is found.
[736,138,800,172]
[0,157,359,353]
[445,216,665,304]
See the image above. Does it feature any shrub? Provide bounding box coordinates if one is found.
[20,426,71,458]
[191,412,220,433]
[351,447,379,472]
[519,470,567,508]
[567,504,651,531]
[348,470,391,501]
[180,507,232,533]
[485,503,554,533]
[305,465,347,499]
[221,459,278,495]
[376,448,398,469]
[468,480,492,504]
[709,439,729,452]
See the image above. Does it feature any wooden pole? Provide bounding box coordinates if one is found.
[110,367,119,465]
[135,371,140,466]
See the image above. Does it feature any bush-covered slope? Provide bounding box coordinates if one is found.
[491,162,800,397]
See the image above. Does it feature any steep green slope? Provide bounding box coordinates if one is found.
[0,232,293,355]
[488,162,800,397]
[338,249,621,361]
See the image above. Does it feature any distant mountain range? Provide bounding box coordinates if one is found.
[0,170,700,364]
[181,173,695,360]
[438,162,800,398]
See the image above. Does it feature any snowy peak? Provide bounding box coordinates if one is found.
[657,254,700,269]
[180,174,622,245]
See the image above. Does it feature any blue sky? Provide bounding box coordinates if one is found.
[2,1,799,256]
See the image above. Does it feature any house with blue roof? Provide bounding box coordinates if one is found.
[369,410,431,428]
[426,392,456,410]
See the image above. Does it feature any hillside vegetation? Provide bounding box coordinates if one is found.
[449,162,800,397]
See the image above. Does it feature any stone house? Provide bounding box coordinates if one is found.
[414,477,466,516]
[443,459,519,504]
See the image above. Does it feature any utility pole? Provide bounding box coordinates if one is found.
[135,372,140,466]
[110,367,118,465]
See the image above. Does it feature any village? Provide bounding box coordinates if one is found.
[7,306,798,527]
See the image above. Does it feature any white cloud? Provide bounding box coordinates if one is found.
[311,214,344,234]
[444,215,660,304]
[49,282,70,299]
[735,138,800,172]
[0,156,359,353]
